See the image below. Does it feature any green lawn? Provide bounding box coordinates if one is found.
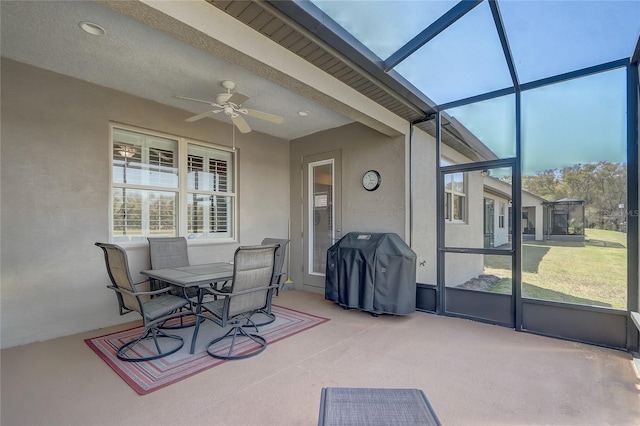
[485,229,627,309]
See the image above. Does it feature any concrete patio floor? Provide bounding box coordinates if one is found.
[1,290,639,425]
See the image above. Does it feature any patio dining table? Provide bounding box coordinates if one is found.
[140,262,235,354]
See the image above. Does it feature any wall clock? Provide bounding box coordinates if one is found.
[362,169,381,191]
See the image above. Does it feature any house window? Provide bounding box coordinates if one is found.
[111,125,235,242]
[499,202,505,228]
[186,145,232,237]
[444,172,466,222]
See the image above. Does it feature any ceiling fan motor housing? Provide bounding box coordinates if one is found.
[221,80,236,91]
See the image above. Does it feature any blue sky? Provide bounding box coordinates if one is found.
[312,1,639,173]
[446,67,628,174]
[313,1,639,102]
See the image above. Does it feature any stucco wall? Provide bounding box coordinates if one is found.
[0,59,290,348]
[410,128,438,284]
[289,122,408,291]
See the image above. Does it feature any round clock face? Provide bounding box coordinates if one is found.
[362,170,381,191]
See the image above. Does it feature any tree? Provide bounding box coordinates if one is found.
[522,169,561,201]
[522,162,627,231]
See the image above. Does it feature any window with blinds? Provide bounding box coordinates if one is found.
[111,125,235,242]
[186,146,233,238]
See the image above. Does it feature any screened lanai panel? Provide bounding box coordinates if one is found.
[522,69,627,175]
[521,68,628,310]
[443,94,516,164]
[500,1,640,84]
[311,0,458,60]
[393,1,512,105]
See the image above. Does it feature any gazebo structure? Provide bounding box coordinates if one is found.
[544,198,586,241]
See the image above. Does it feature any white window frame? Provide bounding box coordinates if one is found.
[444,172,467,223]
[441,157,467,224]
[109,123,237,245]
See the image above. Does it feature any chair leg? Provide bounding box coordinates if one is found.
[117,326,184,362]
[206,326,267,360]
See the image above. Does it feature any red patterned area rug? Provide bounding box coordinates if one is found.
[85,305,329,395]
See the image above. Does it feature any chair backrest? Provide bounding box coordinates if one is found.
[261,238,290,285]
[148,237,189,269]
[227,244,278,318]
[95,242,143,314]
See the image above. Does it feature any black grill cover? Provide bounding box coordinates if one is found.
[325,232,417,315]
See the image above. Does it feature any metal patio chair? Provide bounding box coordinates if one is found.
[95,242,191,362]
[148,237,205,329]
[197,244,278,360]
[147,237,196,297]
[250,237,290,326]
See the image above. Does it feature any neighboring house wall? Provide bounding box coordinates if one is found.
[289,123,408,291]
[522,192,545,241]
[0,59,290,348]
[484,177,547,242]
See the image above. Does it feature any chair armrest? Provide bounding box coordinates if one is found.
[107,284,179,298]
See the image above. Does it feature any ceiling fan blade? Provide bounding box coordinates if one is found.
[173,95,217,106]
[231,114,252,133]
[228,92,249,106]
[185,110,216,122]
[243,108,284,124]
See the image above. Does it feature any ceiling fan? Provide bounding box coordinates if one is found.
[174,80,284,133]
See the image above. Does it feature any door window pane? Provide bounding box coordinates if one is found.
[310,161,334,275]
[445,167,513,249]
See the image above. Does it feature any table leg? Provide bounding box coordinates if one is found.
[190,287,205,354]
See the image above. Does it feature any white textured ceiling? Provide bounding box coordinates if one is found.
[0,1,353,140]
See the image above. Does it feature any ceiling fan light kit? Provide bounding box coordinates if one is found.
[174,80,283,133]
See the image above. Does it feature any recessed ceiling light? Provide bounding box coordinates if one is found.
[79,21,106,36]
[298,111,310,117]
